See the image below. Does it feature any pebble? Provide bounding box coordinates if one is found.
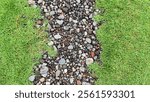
[38,0,43,4]
[58,15,65,19]
[40,78,45,82]
[56,70,61,79]
[70,78,74,83]
[40,67,49,74]
[29,75,35,81]
[56,20,64,25]
[50,11,55,16]
[59,58,66,64]
[86,58,94,65]
[54,34,61,39]
[77,80,81,85]
[82,82,91,85]
[86,38,92,43]
[48,41,54,46]
[68,45,73,50]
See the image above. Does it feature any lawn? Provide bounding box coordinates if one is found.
[0,0,150,85]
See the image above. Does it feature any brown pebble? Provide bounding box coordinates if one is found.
[77,80,81,85]
[90,51,95,58]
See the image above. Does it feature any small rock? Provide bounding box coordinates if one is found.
[50,11,55,16]
[77,80,81,85]
[29,75,35,81]
[59,58,66,64]
[40,78,45,82]
[64,69,67,73]
[56,70,61,79]
[56,20,64,25]
[54,34,61,39]
[82,82,91,85]
[70,78,74,83]
[80,67,85,72]
[40,67,49,74]
[45,82,50,85]
[86,38,91,43]
[86,58,94,65]
[58,14,65,19]
[68,45,73,50]
[48,41,54,46]
[38,0,43,4]
[28,0,35,5]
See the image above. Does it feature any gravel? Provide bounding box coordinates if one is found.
[29,0,102,85]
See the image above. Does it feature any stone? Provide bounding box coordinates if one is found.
[48,41,54,46]
[68,45,73,50]
[56,70,61,79]
[82,82,91,85]
[76,0,80,3]
[56,20,64,25]
[29,75,35,81]
[64,69,67,73]
[80,67,85,72]
[70,78,74,83]
[58,15,65,19]
[86,38,91,43]
[62,7,69,13]
[54,34,61,39]
[40,67,49,74]
[86,58,94,65]
[38,0,43,4]
[59,58,66,64]
[77,80,81,85]
[50,11,55,16]
[40,78,45,82]
[45,82,50,85]
[28,0,35,5]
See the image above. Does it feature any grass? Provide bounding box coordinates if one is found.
[0,0,150,85]
[0,0,56,84]
[89,0,150,84]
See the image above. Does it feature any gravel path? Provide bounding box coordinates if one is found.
[28,0,102,85]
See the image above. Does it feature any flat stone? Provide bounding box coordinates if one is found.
[59,58,66,64]
[54,34,61,39]
[86,58,94,65]
[29,75,35,81]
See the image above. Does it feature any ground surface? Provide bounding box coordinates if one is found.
[0,0,150,85]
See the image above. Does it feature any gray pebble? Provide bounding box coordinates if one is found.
[59,58,66,64]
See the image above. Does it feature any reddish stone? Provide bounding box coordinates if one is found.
[90,51,95,58]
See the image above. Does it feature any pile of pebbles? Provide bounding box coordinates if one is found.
[28,0,102,85]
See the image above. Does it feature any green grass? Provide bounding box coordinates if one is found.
[89,0,150,84]
[0,0,56,84]
[0,0,150,85]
